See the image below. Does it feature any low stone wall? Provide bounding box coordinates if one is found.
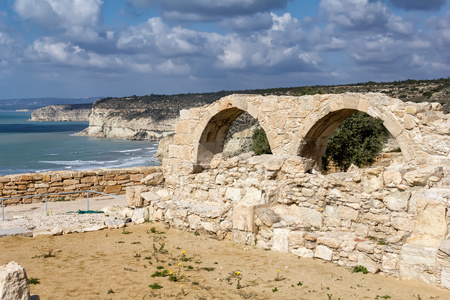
[0,167,161,205]
[129,153,450,289]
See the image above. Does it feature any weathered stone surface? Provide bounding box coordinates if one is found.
[315,245,333,261]
[0,261,30,300]
[255,207,281,227]
[226,188,242,202]
[126,186,145,207]
[381,253,399,274]
[337,206,359,221]
[399,244,437,285]
[140,191,161,203]
[404,166,443,186]
[272,228,290,253]
[291,247,314,258]
[232,204,255,232]
[437,240,450,268]
[441,266,450,289]
[317,237,342,249]
[141,172,164,185]
[242,187,263,204]
[272,205,323,228]
[0,228,33,238]
[358,252,379,274]
[391,217,414,232]
[384,190,410,211]
[407,192,447,248]
[132,207,149,224]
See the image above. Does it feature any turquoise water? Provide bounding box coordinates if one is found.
[0,111,160,176]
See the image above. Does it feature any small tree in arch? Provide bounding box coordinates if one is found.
[323,111,390,171]
[251,127,272,155]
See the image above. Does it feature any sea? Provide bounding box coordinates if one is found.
[0,111,160,176]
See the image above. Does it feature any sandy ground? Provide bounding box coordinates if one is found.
[1,222,449,300]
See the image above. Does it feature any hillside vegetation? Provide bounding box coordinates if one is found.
[93,78,450,121]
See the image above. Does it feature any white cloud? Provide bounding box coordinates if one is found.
[320,0,413,35]
[13,0,103,30]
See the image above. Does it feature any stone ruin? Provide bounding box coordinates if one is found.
[127,93,450,289]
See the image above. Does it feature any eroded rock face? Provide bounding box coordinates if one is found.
[0,261,30,300]
[77,107,177,140]
[30,104,92,122]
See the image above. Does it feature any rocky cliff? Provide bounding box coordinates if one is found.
[77,92,234,140]
[30,104,93,121]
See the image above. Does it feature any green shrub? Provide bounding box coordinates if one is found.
[251,127,272,155]
[323,112,390,171]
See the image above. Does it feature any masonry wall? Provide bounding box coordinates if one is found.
[130,153,450,289]
[0,167,160,205]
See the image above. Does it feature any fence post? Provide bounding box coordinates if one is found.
[1,199,4,221]
[87,191,89,211]
[45,195,48,216]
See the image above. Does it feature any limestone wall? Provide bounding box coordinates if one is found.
[166,93,449,174]
[0,167,161,205]
[130,153,450,289]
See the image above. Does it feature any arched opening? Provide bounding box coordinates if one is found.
[197,109,271,166]
[299,109,398,172]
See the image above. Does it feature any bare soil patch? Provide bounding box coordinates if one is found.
[1,222,449,299]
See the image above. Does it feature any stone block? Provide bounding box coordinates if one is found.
[383,170,402,187]
[381,253,399,274]
[104,185,122,195]
[272,228,290,253]
[272,205,323,228]
[441,266,450,289]
[63,179,79,186]
[126,186,145,207]
[356,242,375,254]
[174,120,190,134]
[437,240,450,268]
[291,247,314,258]
[141,172,164,186]
[317,237,342,249]
[384,190,410,211]
[338,206,359,221]
[391,217,414,232]
[255,207,281,227]
[315,245,333,261]
[404,166,443,186]
[130,174,144,182]
[357,252,379,274]
[407,192,447,248]
[226,188,242,202]
[399,244,437,285]
[232,204,255,232]
[188,214,202,230]
[0,261,30,300]
[132,207,149,224]
[242,187,262,204]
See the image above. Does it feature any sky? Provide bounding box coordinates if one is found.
[0,0,449,99]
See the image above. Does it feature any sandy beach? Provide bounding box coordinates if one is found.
[1,222,449,299]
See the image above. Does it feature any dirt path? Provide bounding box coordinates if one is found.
[1,222,449,299]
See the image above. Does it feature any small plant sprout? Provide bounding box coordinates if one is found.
[180,284,186,296]
[149,282,163,289]
[352,265,369,274]
[272,287,278,293]
[29,277,40,285]
[236,271,243,289]
[107,288,114,294]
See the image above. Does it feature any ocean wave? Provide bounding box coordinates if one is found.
[113,148,143,153]
[40,159,120,166]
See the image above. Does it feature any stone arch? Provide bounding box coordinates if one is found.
[294,94,416,170]
[192,96,273,166]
